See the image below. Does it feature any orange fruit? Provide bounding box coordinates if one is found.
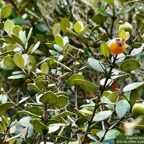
[108,38,126,55]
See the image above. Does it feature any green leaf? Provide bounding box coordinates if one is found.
[28,41,40,54]
[26,27,33,42]
[130,90,140,106]
[20,127,33,138]
[19,31,26,44]
[0,102,14,116]
[8,74,26,79]
[19,97,29,105]
[75,109,88,125]
[1,4,12,19]
[55,35,64,47]
[67,74,84,86]
[11,34,24,46]
[19,116,33,128]
[111,53,125,64]
[76,79,98,92]
[39,91,57,105]
[130,47,143,56]
[105,0,114,5]
[111,73,130,80]
[22,54,29,67]
[123,82,144,92]
[40,62,49,73]
[0,60,13,70]
[74,21,84,33]
[36,23,48,32]
[97,129,120,140]
[28,107,43,115]
[48,124,62,134]
[93,110,112,121]
[28,83,43,94]
[52,111,74,119]
[53,96,69,108]
[13,53,25,68]
[92,14,107,24]
[12,25,22,36]
[118,29,127,41]
[4,55,15,67]
[49,50,59,56]
[88,58,105,72]
[47,58,57,69]
[95,6,111,17]
[120,59,140,72]
[32,119,48,135]
[107,91,119,103]
[101,96,114,109]
[117,3,137,16]
[52,23,61,35]
[116,100,130,118]
[80,24,89,36]
[100,41,110,58]
[27,56,36,75]
[60,18,70,33]
[56,60,72,71]
[18,110,40,118]
[4,20,15,36]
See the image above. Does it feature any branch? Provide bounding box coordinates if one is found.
[82,55,118,143]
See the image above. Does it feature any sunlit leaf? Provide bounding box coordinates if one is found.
[1,4,12,19]
[100,41,110,58]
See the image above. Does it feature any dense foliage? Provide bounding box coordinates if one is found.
[0,0,144,144]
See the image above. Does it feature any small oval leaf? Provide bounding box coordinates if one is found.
[1,4,12,19]
[28,83,43,94]
[123,82,144,92]
[4,20,15,36]
[88,58,105,72]
[120,59,140,72]
[93,110,112,122]
[13,53,25,68]
[39,91,57,105]
[67,74,84,86]
[32,120,48,135]
[53,96,68,108]
[74,21,84,33]
[76,79,98,92]
[4,55,15,67]
[100,41,110,58]
[40,62,49,73]
[116,100,130,118]
[60,18,70,33]
[55,35,64,47]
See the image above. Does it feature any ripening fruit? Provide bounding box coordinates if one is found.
[119,21,133,33]
[132,103,144,118]
[108,38,126,55]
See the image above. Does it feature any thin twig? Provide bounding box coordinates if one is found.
[66,0,77,22]
[82,93,100,144]
[110,5,116,37]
